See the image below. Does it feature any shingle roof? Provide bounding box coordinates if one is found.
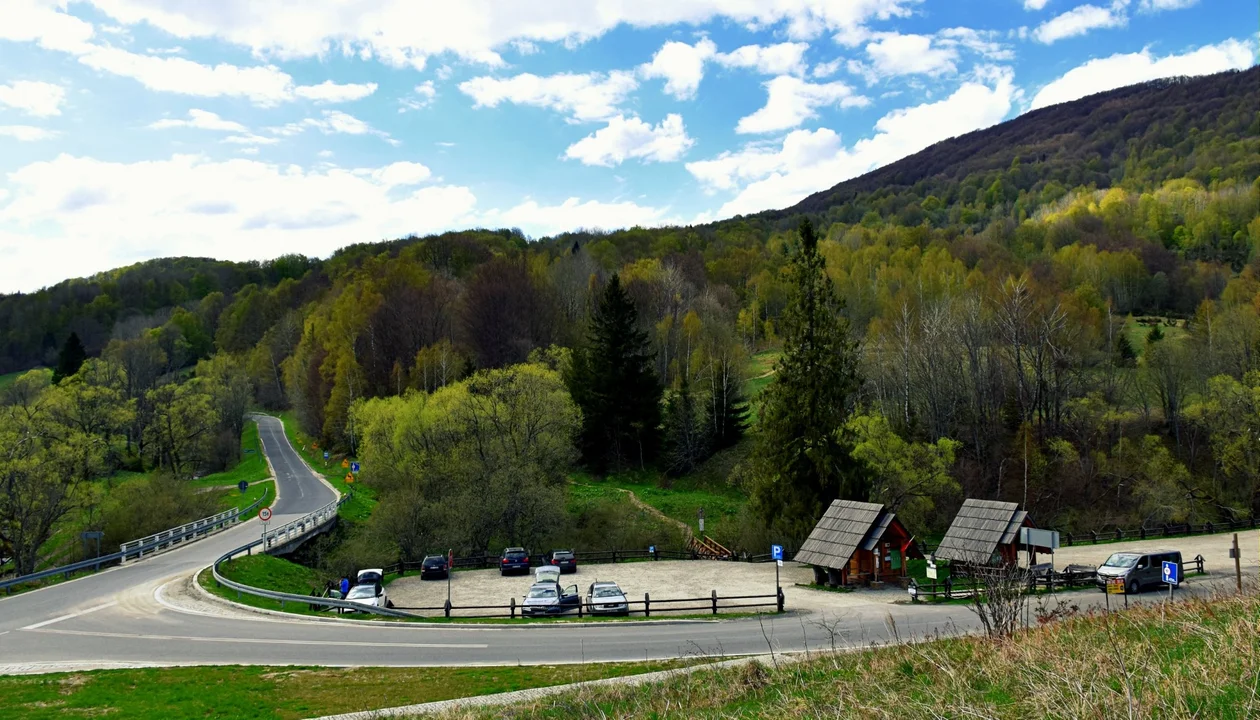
[934,499,1028,564]
[793,500,898,570]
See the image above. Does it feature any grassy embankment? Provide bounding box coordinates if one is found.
[2,661,695,720]
[441,591,1260,719]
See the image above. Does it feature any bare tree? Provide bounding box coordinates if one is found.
[966,564,1031,638]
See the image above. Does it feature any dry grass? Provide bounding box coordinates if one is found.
[437,590,1260,719]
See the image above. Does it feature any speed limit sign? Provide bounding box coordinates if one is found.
[259,507,272,522]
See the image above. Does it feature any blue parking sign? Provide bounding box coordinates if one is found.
[1161,560,1179,586]
[351,462,360,473]
[771,544,784,561]
[323,451,329,460]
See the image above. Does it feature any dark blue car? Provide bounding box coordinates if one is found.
[500,547,530,576]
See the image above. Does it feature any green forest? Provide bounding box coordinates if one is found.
[3,67,1259,578]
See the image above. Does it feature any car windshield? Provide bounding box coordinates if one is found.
[1103,553,1141,568]
[347,586,377,599]
[528,586,557,599]
[593,586,621,598]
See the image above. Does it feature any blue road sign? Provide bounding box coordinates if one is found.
[351,462,360,473]
[1162,560,1180,586]
[237,479,248,494]
[649,545,655,554]
[771,544,784,561]
[323,451,330,460]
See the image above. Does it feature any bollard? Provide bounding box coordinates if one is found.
[510,597,516,619]
[444,599,452,618]
[644,592,651,618]
[712,589,718,615]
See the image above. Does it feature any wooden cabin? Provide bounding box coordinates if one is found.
[933,499,1045,567]
[793,500,922,587]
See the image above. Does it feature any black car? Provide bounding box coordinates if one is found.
[500,547,530,576]
[421,554,449,580]
[549,549,577,574]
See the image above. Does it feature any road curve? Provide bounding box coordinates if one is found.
[0,416,1225,674]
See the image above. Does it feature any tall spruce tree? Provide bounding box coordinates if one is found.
[661,373,709,477]
[750,218,862,538]
[52,332,87,383]
[566,274,663,472]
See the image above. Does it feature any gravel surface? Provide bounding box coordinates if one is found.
[387,560,909,617]
[1050,528,1258,576]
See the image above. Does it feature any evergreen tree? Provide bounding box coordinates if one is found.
[750,218,862,538]
[710,373,750,450]
[52,332,87,383]
[662,373,709,477]
[566,274,663,472]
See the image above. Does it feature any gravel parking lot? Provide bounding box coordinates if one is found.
[1051,528,1258,576]
[387,559,907,618]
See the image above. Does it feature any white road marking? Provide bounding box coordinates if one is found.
[27,627,486,649]
[0,631,10,636]
[20,600,118,630]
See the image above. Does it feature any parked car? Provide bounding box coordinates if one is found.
[549,549,577,574]
[1096,550,1182,594]
[500,547,531,576]
[534,565,562,584]
[421,555,449,580]
[586,581,629,616]
[345,581,392,612]
[521,581,580,617]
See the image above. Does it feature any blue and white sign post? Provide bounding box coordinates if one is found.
[1162,559,1179,599]
[771,544,784,596]
[351,462,360,474]
[323,450,330,466]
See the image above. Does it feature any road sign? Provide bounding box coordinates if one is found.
[345,473,355,484]
[341,458,349,469]
[351,462,360,473]
[238,479,248,494]
[259,507,272,522]
[323,451,330,460]
[771,544,784,561]
[1106,578,1125,594]
[1162,560,1179,586]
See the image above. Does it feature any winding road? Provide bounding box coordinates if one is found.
[0,416,1236,675]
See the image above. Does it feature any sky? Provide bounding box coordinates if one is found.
[0,1,1255,294]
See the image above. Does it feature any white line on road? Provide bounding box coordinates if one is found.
[27,627,487,649]
[19,601,118,630]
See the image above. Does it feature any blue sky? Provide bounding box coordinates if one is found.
[0,0,1254,293]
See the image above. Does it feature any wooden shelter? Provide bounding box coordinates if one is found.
[793,500,922,587]
[933,499,1042,567]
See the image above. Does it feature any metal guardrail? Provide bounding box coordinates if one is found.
[121,507,244,559]
[1,488,270,594]
[260,497,341,551]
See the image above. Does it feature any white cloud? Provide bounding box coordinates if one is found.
[937,27,1015,61]
[364,161,432,186]
[399,81,436,112]
[292,80,379,103]
[148,109,248,132]
[272,110,397,144]
[1033,4,1127,44]
[715,42,810,77]
[690,71,1015,216]
[0,125,59,141]
[0,1,95,53]
[459,71,638,122]
[481,197,673,237]
[812,58,844,78]
[737,76,869,134]
[76,46,300,105]
[862,32,958,78]
[1024,0,1051,9]
[222,133,279,145]
[0,81,67,117]
[1139,0,1198,9]
[564,114,694,167]
[67,0,920,69]
[1030,38,1253,109]
[639,38,717,100]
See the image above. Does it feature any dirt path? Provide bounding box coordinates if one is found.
[574,482,694,541]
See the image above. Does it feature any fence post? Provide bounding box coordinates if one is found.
[1114,528,1122,541]
[644,592,651,618]
[653,547,659,561]
[1090,531,1097,544]
[712,589,718,616]
[444,599,452,618]
[578,599,583,618]
[510,597,516,619]
[1139,527,1146,540]
[612,550,618,564]
[944,578,952,600]
[777,586,785,613]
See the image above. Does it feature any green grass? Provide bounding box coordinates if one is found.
[576,470,747,543]
[271,411,376,523]
[1,661,697,720]
[453,591,1260,719]
[1124,315,1189,357]
[188,421,271,489]
[215,480,274,519]
[0,368,36,390]
[743,349,780,421]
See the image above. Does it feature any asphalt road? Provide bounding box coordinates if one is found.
[0,415,1240,674]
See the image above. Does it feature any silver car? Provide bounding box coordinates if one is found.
[344,582,390,612]
[522,581,580,617]
[586,581,629,616]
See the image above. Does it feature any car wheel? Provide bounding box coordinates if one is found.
[1127,578,1140,595]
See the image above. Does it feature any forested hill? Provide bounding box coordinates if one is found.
[769,66,1259,227]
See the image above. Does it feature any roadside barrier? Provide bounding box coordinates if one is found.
[1,487,270,595]
[907,555,1207,602]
